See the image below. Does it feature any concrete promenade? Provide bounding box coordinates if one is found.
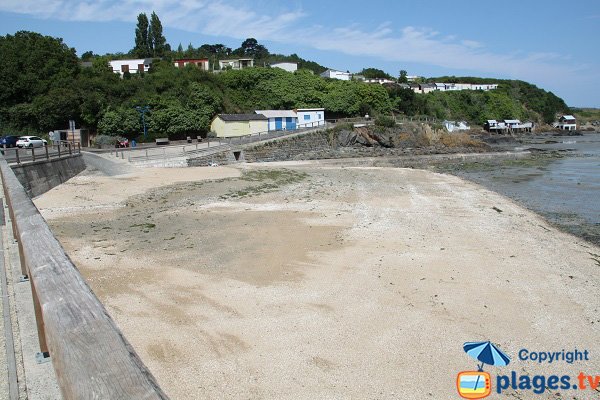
[1,230,9,400]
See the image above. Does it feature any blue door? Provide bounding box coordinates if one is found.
[275,117,283,131]
[286,117,296,130]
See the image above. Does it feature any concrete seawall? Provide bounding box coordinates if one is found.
[186,128,529,168]
[11,154,86,198]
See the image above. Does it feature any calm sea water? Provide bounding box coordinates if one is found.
[450,133,600,244]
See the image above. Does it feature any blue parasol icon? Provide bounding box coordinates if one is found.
[463,341,510,393]
[464,341,511,371]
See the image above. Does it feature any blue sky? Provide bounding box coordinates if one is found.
[1,0,599,106]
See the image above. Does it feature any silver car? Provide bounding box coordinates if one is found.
[16,136,48,148]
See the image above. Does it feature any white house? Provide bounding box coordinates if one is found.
[364,78,396,84]
[271,62,298,73]
[419,83,437,94]
[320,69,351,81]
[472,83,498,91]
[557,115,577,131]
[174,58,209,70]
[485,120,506,132]
[297,108,325,128]
[109,59,153,76]
[504,119,522,129]
[255,110,298,131]
[443,120,470,132]
[434,83,447,91]
[485,119,533,133]
[219,58,254,70]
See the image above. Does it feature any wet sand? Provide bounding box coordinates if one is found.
[34,162,600,399]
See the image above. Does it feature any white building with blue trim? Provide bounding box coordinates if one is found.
[255,110,298,131]
[297,108,325,128]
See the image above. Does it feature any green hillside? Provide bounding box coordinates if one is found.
[389,77,569,124]
[0,31,571,141]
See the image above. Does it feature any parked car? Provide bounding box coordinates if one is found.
[16,136,48,148]
[0,135,19,148]
[115,138,129,148]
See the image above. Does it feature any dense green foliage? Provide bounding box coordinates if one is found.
[0,30,572,140]
[0,32,390,139]
[388,78,569,124]
[425,77,569,123]
[0,31,81,134]
[359,68,394,80]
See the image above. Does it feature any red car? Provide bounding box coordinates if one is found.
[115,139,129,148]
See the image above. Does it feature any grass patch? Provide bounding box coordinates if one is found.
[240,169,308,183]
[130,223,156,229]
[589,252,600,267]
[221,169,308,200]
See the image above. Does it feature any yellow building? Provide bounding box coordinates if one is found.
[210,114,268,138]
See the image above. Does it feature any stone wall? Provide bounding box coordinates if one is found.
[242,131,331,163]
[187,149,241,167]
[11,154,86,198]
[186,128,492,166]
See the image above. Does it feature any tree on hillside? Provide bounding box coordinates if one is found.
[81,51,96,60]
[398,70,408,83]
[133,12,169,58]
[360,68,394,80]
[134,13,151,57]
[199,44,232,57]
[235,38,269,59]
[0,31,80,132]
[149,11,168,57]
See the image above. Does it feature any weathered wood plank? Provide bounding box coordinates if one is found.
[0,158,169,400]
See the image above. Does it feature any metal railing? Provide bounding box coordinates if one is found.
[325,116,440,124]
[124,123,328,164]
[2,141,81,165]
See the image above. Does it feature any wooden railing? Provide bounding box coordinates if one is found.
[0,157,169,399]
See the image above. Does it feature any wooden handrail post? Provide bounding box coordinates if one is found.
[15,148,20,164]
[68,143,72,156]
[57,144,61,158]
[31,147,36,162]
[45,144,49,160]
[15,232,28,277]
[29,279,49,356]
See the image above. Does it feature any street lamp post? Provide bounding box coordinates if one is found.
[135,106,150,138]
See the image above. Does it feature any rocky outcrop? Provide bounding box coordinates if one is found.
[188,123,489,165]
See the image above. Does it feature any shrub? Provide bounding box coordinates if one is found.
[374,115,395,128]
[93,134,120,148]
[439,132,485,148]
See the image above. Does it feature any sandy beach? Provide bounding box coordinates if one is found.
[34,161,600,399]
